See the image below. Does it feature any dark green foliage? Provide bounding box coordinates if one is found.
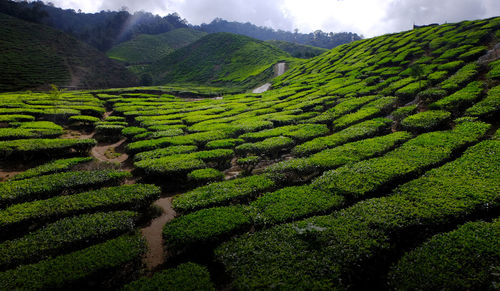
[148,33,290,87]
[107,28,207,64]
[122,262,215,291]
[10,157,92,180]
[392,105,418,120]
[0,13,137,92]
[0,184,161,231]
[68,115,100,125]
[388,219,500,290]
[0,234,145,290]
[0,170,130,207]
[400,110,451,131]
[0,138,96,159]
[0,211,138,269]
[173,175,276,212]
[236,136,295,156]
[215,139,499,289]
[487,59,500,79]
[163,206,251,248]
[267,40,328,58]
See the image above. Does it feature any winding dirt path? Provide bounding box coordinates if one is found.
[141,197,177,270]
[91,138,129,163]
[252,62,287,94]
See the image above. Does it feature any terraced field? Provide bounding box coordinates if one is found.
[0,17,499,290]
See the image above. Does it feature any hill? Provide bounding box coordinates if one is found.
[198,18,362,49]
[147,32,291,87]
[0,13,138,92]
[107,28,207,64]
[266,40,328,58]
[0,15,499,291]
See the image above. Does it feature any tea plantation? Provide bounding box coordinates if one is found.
[0,16,499,290]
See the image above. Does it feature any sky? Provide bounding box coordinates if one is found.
[47,0,500,37]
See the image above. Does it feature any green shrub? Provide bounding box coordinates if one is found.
[122,263,215,291]
[68,115,100,125]
[173,175,276,212]
[392,105,417,120]
[0,138,96,159]
[133,145,198,161]
[440,63,479,91]
[249,185,344,225]
[188,168,224,184]
[163,206,251,249]
[205,138,244,149]
[400,110,451,131]
[436,60,464,71]
[293,118,392,157]
[332,97,396,130]
[0,127,62,140]
[0,184,161,231]
[236,136,295,156]
[0,170,130,207]
[388,219,500,290]
[487,59,500,80]
[16,121,63,131]
[417,88,447,103]
[465,84,500,117]
[134,155,206,177]
[10,157,92,180]
[0,211,138,269]
[308,96,378,124]
[430,81,483,110]
[121,126,147,138]
[0,115,35,123]
[215,139,499,289]
[0,234,145,290]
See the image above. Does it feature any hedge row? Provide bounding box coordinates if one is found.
[400,110,451,131]
[122,262,215,291]
[292,118,392,156]
[332,96,397,130]
[0,115,35,123]
[0,170,130,208]
[311,121,489,199]
[430,81,484,110]
[466,84,500,117]
[10,157,93,181]
[388,219,500,290]
[308,95,379,124]
[0,234,145,290]
[215,139,499,289]
[133,145,198,161]
[239,124,329,143]
[173,174,276,212]
[0,127,63,140]
[235,136,295,157]
[0,138,96,159]
[0,184,161,232]
[0,211,138,270]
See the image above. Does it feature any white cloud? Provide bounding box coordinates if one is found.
[47,0,500,37]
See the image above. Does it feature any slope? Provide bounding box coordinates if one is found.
[0,13,138,92]
[266,40,328,58]
[147,32,291,88]
[107,28,207,64]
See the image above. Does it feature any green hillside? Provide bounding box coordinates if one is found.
[0,13,138,92]
[147,32,291,87]
[267,40,328,58]
[107,28,207,64]
[0,15,499,291]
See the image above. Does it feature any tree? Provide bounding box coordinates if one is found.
[409,64,424,89]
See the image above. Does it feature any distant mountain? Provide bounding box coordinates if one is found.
[0,0,188,51]
[107,28,207,65]
[197,18,362,49]
[0,13,138,92]
[147,32,290,87]
[266,40,328,58]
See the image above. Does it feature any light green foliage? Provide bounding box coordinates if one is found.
[401,110,451,131]
[236,136,295,156]
[187,168,224,183]
[466,84,500,117]
[430,81,484,110]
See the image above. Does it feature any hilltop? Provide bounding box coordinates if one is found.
[147,32,291,87]
[107,28,207,64]
[0,13,138,92]
[266,40,328,58]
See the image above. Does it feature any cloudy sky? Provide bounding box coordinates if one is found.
[48,0,500,37]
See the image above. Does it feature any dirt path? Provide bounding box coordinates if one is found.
[141,197,176,270]
[91,138,129,163]
[252,62,287,94]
